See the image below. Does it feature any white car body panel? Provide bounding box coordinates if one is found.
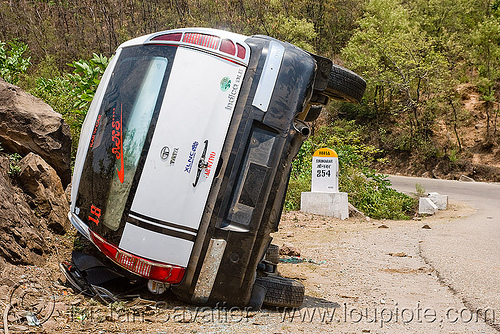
[119,223,194,266]
[119,46,246,265]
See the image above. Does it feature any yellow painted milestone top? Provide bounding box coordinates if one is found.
[313,148,338,158]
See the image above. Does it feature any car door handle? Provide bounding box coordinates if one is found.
[193,140,209,187]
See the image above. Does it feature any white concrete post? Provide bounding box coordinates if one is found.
[301,148,349,219]
[311,148,339,193]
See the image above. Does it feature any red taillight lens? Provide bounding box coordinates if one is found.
[151,265,184,284]
[236,43,246,59]
[220,39,236,56]
[90,231,185,284]
[182,33,220,50]
[91,231,118,259]
[151,33,183,42]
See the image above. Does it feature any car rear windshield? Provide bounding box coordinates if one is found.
[76,45,175,234]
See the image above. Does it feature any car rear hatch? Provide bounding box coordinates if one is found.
[69,29,249,284]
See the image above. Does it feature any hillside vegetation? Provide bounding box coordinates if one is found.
[1,0,500,218]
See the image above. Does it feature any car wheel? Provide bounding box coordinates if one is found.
[255,275,305,308]
[324,63,366,103]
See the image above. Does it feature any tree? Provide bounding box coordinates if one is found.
[341,0,449,151]
[471,16,500,142]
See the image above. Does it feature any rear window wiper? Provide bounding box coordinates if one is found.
[193,140,209,187]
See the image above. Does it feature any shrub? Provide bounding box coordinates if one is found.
[8,153,22,177]
[0,40,31,84]
[32,53,110,159]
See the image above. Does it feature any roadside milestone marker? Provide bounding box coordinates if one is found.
[301,147,348,219]
[312,148,339,193]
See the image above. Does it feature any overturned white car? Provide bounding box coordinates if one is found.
[67,28,366,308]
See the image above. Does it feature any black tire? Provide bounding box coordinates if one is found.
[304,105,322,122]
[265,244,280,265]
[324,64,366,103]
[255,276,305,308]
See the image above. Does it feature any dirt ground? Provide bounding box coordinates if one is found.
[0,201,496,333]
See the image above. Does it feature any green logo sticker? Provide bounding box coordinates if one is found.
[220,77,231,92]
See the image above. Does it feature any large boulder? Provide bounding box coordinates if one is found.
[0,78,72,186]
[18,152,70,234]
[0,156,48,265]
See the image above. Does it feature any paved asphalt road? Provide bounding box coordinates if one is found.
[389,175,500,329]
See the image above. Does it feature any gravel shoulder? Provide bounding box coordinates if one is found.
[1,201,496,333]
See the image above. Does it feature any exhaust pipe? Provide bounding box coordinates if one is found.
[293,120,311,137]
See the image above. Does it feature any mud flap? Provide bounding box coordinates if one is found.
[191,239,227,304]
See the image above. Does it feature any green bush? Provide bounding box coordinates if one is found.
[68,54,109,111]
[32,53,110,159]
[0,40,31,84]
[284,174,311,212]
[340,168,415,220]
[8,153,22,177]
[284,140,313,211]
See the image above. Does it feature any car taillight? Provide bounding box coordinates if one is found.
[89,231,185,284]
[151,33,182,42]
[182,32,220,50]
[147,31,248,63]
[220,39,236,56]
[236,43,246,59]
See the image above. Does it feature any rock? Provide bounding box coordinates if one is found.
[0,78,71,186]
[53,302,69,317]
[0,277,15,286]
[378,224,389,229]
[459,175,475,182]
[0,155,48,265]
[422,224,432,229]
[0,285,10,298]
[428,192,448,210]
[65,183,72,204]
[348,203,365,217]
[9,325,29,331]
[388,252,409,257]
[421,171,431,178]
[18,153,70,234]
[279,243,301,257]
[42,320,60,331]
[419,197,438,215]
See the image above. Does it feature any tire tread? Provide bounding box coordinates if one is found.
[324,64,366,103]
[255,276,305,308]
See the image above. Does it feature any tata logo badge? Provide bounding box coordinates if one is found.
[220,77,231,92]
[160,146,170,161]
